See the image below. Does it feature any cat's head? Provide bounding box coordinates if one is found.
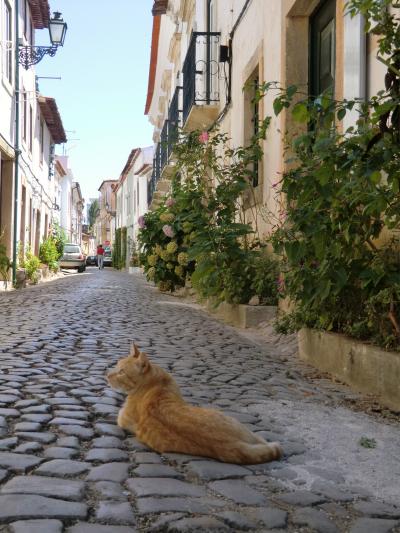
[107,343,152,393]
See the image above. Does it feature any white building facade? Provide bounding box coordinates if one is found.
[115,146,153,267]
[0,0,70,280]
[146,0,386,235]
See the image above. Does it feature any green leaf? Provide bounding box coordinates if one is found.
[292,103,309,123]
[273,99,284,116]
[369,170,381,184]
[337,108,347,121]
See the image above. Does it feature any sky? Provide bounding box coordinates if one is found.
[36,0,155,203]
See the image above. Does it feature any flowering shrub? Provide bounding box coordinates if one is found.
[140,127,280,305]
[138,203,195,292]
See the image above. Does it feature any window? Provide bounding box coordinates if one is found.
[310,0,336,97]
[4,1,12,84]
[22,88,27,142]
[40,121,44,164]
[244,67,261,188]
[29,105,33,153]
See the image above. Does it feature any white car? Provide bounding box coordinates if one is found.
[59,243,86,273]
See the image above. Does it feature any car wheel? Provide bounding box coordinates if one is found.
[78,266,86,273]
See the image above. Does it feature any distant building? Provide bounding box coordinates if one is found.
[95,180,118,247]
[114,146,153,268]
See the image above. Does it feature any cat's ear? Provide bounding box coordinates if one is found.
[138,352,150,373]
[130,343,140,358]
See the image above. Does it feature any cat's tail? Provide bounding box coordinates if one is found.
[225,441,283,465]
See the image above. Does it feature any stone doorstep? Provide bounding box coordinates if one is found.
[206,299,277,329]
[298,328,400,412]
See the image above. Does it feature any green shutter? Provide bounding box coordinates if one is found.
[310,0,336,97]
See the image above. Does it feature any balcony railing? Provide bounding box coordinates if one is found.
[148,142,162,205]
[168,85,182,152]
[160,120,169,170]
[182,31,221,125]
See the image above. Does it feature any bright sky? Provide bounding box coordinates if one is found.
[36,0,155,203]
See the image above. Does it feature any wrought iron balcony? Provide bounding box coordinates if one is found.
[160,120,169,170]
[182,31,221,128]
[168,85,182,150]
[148,143,162,205]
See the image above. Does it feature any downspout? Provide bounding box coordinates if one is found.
[212,0,253,126]
[12,0,20,286]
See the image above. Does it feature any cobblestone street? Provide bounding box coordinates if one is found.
[0,269,399,533]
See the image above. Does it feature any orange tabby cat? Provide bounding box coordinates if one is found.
[107,344,282,465]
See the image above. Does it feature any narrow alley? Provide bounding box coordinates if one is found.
[0,270,399,533]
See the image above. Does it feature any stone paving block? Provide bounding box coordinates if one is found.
[292,507,339,533]
[276,490,327,506]
[15,432,56,444]
[186,460,251,480]
[247,507,288,529]
[147,514,186,532]
[126,477,205,498]
[56,436,80,448]
[21,405,50,414]
[93,481,128,501]
[54,410,89,420]
[66,524,136,533]
[311,480,356,502]
[135,496,210,515]
[14,422,42,432]
[208,479,266,505]
[134,464,181,478]
[124,437,149,451]
[219,511,258,530]
[14,442,42,453]
[35,459,91,477]
[9,519,63,533]
[349,518,399,533]
[93,404,120,415]
[50,417,87,426]
[86,462,130,482]
[43,447,79,459]
[0,468,8,482]
[0,437,18,450]
[96,501,136,525]
[0,408,20,417]
[0,494,87,522]
[95,423,124,437]
[85,448,129,462]
[166,516,229,531]
[92,436,124,448]
[0,451,43,472]
[134,452,163,464]
[353,501,400,518]
[20,414,52,423]
[1,475,86,501]
[57,425,94,440]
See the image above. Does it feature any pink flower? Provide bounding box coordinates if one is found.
[199,131,209,144]
[138,215,146,229]
[162,225,175,238]
[166,198,176,207]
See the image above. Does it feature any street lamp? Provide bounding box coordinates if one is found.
[19,12,67,70]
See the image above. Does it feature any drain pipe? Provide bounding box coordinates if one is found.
[12,0,20,286]
[213,0,253,126]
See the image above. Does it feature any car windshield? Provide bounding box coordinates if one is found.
[64,245,80,254]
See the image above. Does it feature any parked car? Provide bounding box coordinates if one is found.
[59,243,86,273]
[86,254,98,266]
[103,247,112,267]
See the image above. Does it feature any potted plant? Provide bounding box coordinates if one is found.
[129,241,141,274]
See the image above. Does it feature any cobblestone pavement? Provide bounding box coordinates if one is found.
[0,268,399,533]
